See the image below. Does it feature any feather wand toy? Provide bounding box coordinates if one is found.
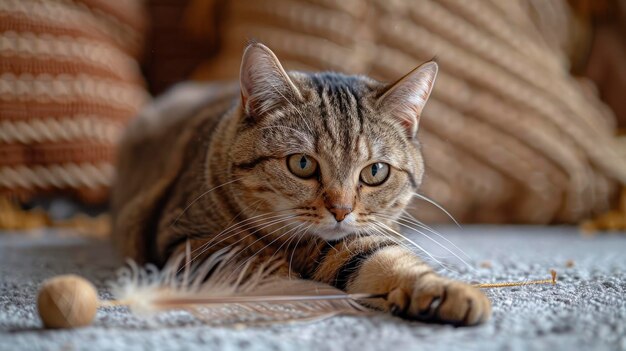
[36,248,558,329]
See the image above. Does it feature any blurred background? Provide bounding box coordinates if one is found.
[2,0,626,234]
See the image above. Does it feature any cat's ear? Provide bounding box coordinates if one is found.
[239,43,302,118]
[377,61,438,138]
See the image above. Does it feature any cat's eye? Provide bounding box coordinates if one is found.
[287,154,318,178]
[360,163,390,186]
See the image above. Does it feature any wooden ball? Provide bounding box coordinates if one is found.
[37,274,98,329]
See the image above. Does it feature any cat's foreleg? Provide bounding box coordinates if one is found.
[309,236,491,326]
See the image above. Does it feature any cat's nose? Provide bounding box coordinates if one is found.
[327,205,352,222]
[323,190,354,222]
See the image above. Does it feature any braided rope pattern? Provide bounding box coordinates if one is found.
[0,162,113,189]
[0,0,146,201]
[0,31,140,79]
[0,73,147,109]
[0,117,122,143]
[0,0,142,54]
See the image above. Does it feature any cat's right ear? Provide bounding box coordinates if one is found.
[239,43,302,118]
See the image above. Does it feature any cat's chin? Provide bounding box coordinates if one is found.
[310,223,355,241]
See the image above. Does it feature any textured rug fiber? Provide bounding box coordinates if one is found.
[1,226,625,351]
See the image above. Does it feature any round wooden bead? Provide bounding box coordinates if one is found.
[37,274,98,329]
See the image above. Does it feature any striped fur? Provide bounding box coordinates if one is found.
[111,44,490,326]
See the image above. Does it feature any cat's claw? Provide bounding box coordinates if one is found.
[386,278,491,326]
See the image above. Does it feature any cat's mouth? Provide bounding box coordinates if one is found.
[309,221,355,241]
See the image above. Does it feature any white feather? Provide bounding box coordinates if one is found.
[108,247,378,325]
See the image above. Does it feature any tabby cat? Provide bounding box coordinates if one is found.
[111,43,491,326]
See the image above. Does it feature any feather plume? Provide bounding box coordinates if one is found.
[103,246,558,327]
[106,247,378,326]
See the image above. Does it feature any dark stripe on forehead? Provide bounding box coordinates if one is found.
[353,89,365,135]
[310,75,338,145]
[315,74,368,159]
[338,86,353,154]
[343,85,366,156]
[320,98,337,144]
[327,80,348,116]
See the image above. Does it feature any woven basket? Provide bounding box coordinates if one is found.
[0,0,149,203]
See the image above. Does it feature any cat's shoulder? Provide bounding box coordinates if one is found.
[125,82,239,140]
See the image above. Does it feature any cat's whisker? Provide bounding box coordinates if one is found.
[189,215,299,266]
[399,211,472,260]
[188,204,317,266]
[200,206,306,242]
[264,222,309,265]
[186,211,296,262]
[377,213,461,257]
[288,224,313,279]
[366,223,416,254]
[371,222,455,269]
[190,210,296,254]
[194,215,297,256]
[412,193,461,228]
[182,202,272,257]
[342,235,356,256]
[219,199,263,237]
[171,177,249,227]
[372,221,459,274]
[376,214,474,270]
[178,211,295,273]
[230,220,304,263]
[264,222,313,277]
[227,221,306,276]
[279,234,300,280]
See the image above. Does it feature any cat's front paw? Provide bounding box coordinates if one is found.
[386,277,491,326]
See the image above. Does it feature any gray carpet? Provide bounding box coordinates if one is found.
[1,226,625,351]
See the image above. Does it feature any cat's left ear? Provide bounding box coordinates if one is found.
[377,61,438,138]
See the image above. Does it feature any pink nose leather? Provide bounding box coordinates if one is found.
[323,189,353,222]
[327,205,353,222]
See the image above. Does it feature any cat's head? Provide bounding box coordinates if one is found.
[229,43,437,241]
